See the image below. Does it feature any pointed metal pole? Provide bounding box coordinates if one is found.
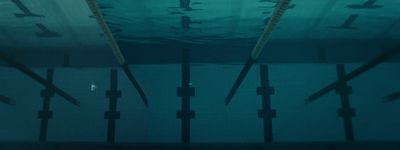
[383,91,400,102]
[0,53,80,106]
[121,64,148,107]
[305,47,400,104]
[225,0,292,105]
[0,95,15,106]
[86,0,149,107]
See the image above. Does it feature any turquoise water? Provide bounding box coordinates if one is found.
[0,0,400,146]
